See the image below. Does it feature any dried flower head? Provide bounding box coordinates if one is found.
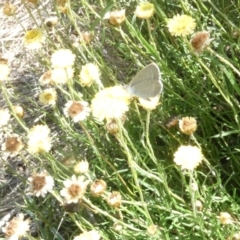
[179,116,197,135]
[63,100,90,122]
[195,200,203,211]
[3,2,16,16]
[219,212,233,225]
[73,230,101,240]
[113,222,123,232]
[51,67,74,85]
[138,95,160,110]
[91,86,130,122]
[44,16,58,28]
[135,2,155,19]
[90,179,107,197]
[60,175,89,204]
[2,134,24,155]
[51,49,76,68]
[74,160,89,174]
[0,58,10,82]
[79,63,101,87]
[0,108,11,127]
[2,213,30,239]
[167,14,196,37]
[173,145,203,171]
[39,88,57,106]
[105,115,127,135]
[27,124,52,154]
[27,171,54,197]
[228,233,240,240]
[105,9,126,26]
[39,70,54,85]
[24,29,45,49]
[13,105,24,118]
[147,225,158,236]
[80,31,94,44]
[56,0,67,6]
[190,31,212,54]
[107,191,122,208]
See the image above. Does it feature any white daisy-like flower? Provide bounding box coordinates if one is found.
[27,124,52,154]
[0,108,11,127]
[63,100,90,122]
[2,134,24,156]
[23,29,45,49]
[91,86,130,122]
[27,171,54,197]
[60,175,89,204]
[39,88,57,106]
[173,145,203,171]
[2,213,30,240]
[79,63,102,87]
[73,230,101,240]
[51,49,76,68]
[74,160,89,174]
[51,67,74,85]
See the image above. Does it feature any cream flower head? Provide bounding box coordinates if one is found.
[79,63,101,87]
[173,145,203,170]
[0,108,11,127]
[2,213,30,239]
[27,124,52,154]
[27,171,54,197]
[135,2,155,19]
[51,67,74,85]
[167,14,196,37]
[39,88,57,106]
[74,160,89,174]
[104,9,126,26]
[0,58,10,82]
[138,95,160,110]
[60,175,89,204]
[73,230,101,240]
[51,49,76,68]
[219,212,233,225]
[91,86,130,122]
[24,29,45,49]
[63,100,90,122]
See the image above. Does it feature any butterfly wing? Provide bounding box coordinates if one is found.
[127,63,163,99]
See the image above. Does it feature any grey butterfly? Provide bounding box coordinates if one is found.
[127,63,163,99]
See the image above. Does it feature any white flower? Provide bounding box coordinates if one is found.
[173,145,203,171]
[51,67,74,85]
[39,88,57,106]
[60,175,89,204]
[79,63,101,87]
[27,171,54,197]
[63,100,90,122]
[91,86,130,122]
[73,230,101,240]
[51,49,76,68]
[2,213,30,239]
[0,108,11,127]
[27,125,52,154]
[74,161,89,174]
